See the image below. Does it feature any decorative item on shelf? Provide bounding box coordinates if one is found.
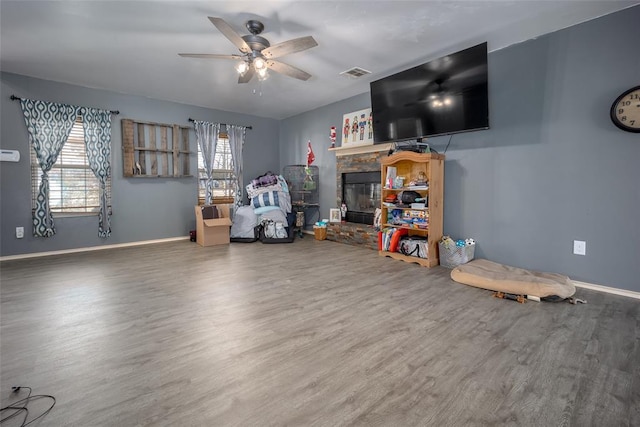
[329,208,341,223]
[330,126,336,148]
[385,166,397,189]
[394,176,405,189]
[340,202,348,222]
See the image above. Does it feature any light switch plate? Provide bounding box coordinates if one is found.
[573,240,586,256]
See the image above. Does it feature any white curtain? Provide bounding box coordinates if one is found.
[227,125,246,207]
[194,121,220,205]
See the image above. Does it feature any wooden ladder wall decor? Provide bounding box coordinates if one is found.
[122,119,192,178]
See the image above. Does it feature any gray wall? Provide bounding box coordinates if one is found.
[279,7,640,292]
[0,72,280,256]
[279,92,371,222]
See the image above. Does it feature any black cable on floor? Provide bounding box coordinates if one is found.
[0,387,55,426]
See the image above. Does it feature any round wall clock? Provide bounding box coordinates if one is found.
[610,86,640,133]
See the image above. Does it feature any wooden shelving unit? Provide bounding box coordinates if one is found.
[121,119,193,178]
[379,151,444,267]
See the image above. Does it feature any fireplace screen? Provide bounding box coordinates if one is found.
[342,171,381,225]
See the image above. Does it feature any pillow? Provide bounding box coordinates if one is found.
[251,191,280,209]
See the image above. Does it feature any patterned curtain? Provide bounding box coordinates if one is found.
[194,121,220,205]
[227,125,246,207]
[20,99,80,237]
[81,107,112,238]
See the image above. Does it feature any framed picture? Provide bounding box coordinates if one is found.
[329,208,341,223]
[341,107,373,146]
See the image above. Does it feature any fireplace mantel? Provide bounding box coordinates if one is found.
[329,142,393,157]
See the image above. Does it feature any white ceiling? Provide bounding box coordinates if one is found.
[1,1,638,120]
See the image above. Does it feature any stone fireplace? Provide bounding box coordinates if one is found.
[327,144,392,249]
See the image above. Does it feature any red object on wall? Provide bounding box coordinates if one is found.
[307,141,315,166]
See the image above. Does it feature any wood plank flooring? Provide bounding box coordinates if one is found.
[1,238,638,426]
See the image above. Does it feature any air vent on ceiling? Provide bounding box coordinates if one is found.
[339,67,372,78]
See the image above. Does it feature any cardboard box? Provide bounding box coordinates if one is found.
[194,205,232,247]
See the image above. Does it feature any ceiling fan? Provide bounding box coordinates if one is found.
[179,17,318,84]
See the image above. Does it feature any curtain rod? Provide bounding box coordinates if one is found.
[10,95,120,115]
[188,117,252,130]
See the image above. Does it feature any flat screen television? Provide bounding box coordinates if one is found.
[370,42,489,143]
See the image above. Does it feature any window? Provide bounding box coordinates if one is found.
[30,116,111,214]
[197,133,235,205]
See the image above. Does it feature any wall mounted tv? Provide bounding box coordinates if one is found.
[370,42,489,144]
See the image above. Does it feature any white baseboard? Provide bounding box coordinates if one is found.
[573,280,640,300]
[0,236,189,262]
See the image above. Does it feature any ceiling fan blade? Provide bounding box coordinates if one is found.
[238,67,255,84]
[208,17,251,54]
[266,60,312,81]
[178,53,243,60]
[261,36,318,59]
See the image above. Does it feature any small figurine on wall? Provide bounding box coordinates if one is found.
[368,111,373,139]
[330,126,336,149]
[359,114,366,141]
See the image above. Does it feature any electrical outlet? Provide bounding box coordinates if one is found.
[573,240,586,256]
[15,227,24,239]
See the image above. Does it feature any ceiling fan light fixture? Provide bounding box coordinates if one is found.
[180,17,317,84]
[236,61,249,74]
[254,57,266,70]
[257,67,268,80]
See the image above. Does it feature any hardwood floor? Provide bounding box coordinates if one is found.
[1,238,638,426]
